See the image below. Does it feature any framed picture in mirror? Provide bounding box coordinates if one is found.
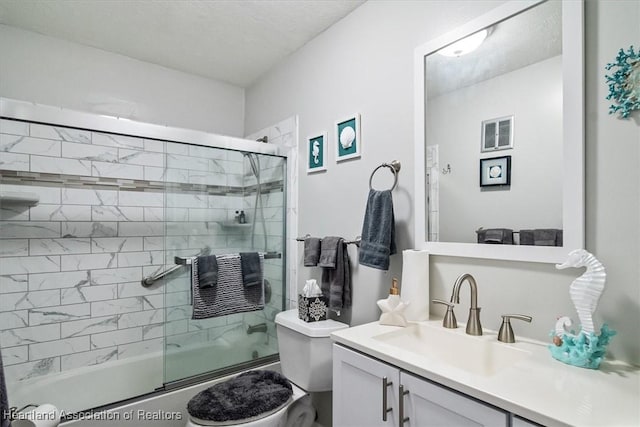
[480,155,511,187]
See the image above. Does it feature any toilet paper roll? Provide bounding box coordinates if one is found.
[400,250,430,321]
[11,404,60,427]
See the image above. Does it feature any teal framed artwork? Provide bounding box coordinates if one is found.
[335,114,361,162]
[307,132,327,173]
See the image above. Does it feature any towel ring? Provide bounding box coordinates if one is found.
[369,160,401,191]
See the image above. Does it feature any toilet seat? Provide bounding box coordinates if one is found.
[188,397,293,426]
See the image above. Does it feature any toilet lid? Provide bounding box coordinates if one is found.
[187,370,293,426]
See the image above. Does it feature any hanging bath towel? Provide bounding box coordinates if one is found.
[192,253,264,319]
[359,189,397,270]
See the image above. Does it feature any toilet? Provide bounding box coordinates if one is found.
[185,309,348,427]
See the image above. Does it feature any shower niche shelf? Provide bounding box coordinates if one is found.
[0,191,39,205]
[219,221,252,229]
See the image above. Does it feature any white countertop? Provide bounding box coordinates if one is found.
[331,320,640,427]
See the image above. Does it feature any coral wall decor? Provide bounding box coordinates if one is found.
[605,46,640,119]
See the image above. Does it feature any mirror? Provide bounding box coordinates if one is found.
[414,0,584,263]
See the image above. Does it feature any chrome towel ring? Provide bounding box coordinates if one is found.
[369,160,401,191]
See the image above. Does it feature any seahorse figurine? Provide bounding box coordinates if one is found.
[555,249,606,336]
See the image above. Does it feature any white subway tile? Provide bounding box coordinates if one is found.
[143,207,164,222]
[31,124,91,143]
[92,132,143,149]
[1,204,29,221]
[1,119,29,136]
[0,184,60,204]
[62,222,117,238]
[188,317,227,331]
[29,303,91,325]
[166,142,189,155]
[61,284,117,304]
[188,208,227,222]
[117,337,162,360]
[0,311,28,330]
[0,135,60,156]
[31,155,91,176]
[91,205,144,221]
[142,323,164,340]
[1,345,28,365]
[165,320,188,336]
[118,309,164,328]
[0,275,28,293]
[144,166,165,181]
[166,306,190,321]
[118,148,164,167]
[60,253,116,271]
[29,238,91,256]
[117,281,162,298]
[61,347,117,371]
[61,188,117,206]
[91,161,143,180]
[0,290,60,312]
[142,294,164,310]
[0,152,29,171]
[166,330,207,348]
[165,168,189,183]
[143,236,164,251]
[167,153,209,171]
[91,297,142,316]
[0,324,60,347]
[0,239,29,256]
[0,255,60,275]
[62,141,118,162]
[165,208,189,222]
[91,237,143,253]
[30,204,92,221]
[165,291,190,308]
[91,266,141,285]
[29,270,88,291]
[118,222,163,237]
[117,251,164,267]
[166,193,208,209]
[4,357,60,381]
[30,336,89,359]
[118,191,164,207]
[90,327,142,348]
[60,315,118,338]
[144,139,165,153]
[189,170,227,186]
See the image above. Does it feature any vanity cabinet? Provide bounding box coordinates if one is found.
[333,345,509,427]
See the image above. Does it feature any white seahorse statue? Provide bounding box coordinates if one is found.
[555,249,606,336]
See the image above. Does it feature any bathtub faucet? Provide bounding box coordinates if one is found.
[247,323,268,334]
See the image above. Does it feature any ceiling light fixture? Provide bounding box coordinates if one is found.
[437,29,488,57]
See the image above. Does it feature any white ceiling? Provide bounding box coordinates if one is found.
[0,0,365,88]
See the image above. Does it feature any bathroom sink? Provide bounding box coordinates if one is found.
[372,322,530,376]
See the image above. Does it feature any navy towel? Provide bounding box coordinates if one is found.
[0,346,9,427]
[359,189,396,270]
[197,255,218,289]
[240,252,262,287]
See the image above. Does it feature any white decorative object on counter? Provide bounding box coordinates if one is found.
[377,278,409,327]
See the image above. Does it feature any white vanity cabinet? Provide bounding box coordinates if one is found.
[333,344,509,427]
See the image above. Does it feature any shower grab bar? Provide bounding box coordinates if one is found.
[296,234,361,246]
[141,251,282,287]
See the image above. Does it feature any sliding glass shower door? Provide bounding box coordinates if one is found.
[161,142,286,384]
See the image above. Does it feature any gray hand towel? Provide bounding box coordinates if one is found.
[534,229,560,246]
[303,237,321,266]
[321,239,351,313]
[240,252,262,287]
[477,228,513,244]
[359,189,396,270]
[197,255,218,289]
[1,346,10,427]
[318,236,341,268]
[519,229,534,245]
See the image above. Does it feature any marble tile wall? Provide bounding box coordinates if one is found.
[0,119,286,385]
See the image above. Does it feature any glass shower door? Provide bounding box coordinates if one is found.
[162,142,286,384]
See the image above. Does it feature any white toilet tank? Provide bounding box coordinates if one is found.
[275,309,348,392]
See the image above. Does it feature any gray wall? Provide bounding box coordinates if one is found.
[245,0,640,364]
[0,25,245,137]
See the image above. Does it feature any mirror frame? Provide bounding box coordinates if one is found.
[413,0,584,264]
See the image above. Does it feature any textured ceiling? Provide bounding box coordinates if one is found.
[0,0,365,88]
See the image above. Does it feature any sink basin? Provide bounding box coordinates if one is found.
[373,322,530,376]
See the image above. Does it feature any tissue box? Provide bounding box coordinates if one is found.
[298,294,328,322]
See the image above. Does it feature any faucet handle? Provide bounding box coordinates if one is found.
[498,314,532,343]
[432,299,457,329]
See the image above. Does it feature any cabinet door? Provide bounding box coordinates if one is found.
[333,344,400,427]
[401,372,509,427]
[512,415,542,427]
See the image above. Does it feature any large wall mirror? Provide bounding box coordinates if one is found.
[414,0,584,263]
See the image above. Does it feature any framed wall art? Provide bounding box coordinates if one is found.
[335,114,361,162]
[480,155,511,187]
[307,132,327,173]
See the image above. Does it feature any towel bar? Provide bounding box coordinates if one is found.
[296,235,361,246]
[141,251,282,287]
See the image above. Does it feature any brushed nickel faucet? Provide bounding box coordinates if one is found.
[450,273,482,336]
